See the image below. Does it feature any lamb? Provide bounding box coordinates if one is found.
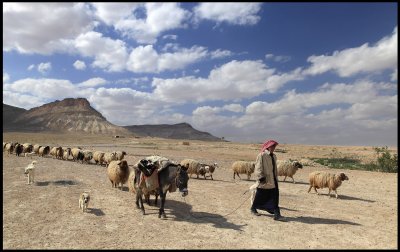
[116,151,127,161]
[180,158,205,179]
[308,171,349,199]
[107,160,130,190]
[277,160,303,183]
[93,151,106,165]
[232,161,255,180]
[200,162,218,180]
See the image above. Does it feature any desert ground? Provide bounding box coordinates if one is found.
[2,132,398,249]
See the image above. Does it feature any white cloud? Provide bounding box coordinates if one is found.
[194,3,262,25]
[265,53,291,63]
[210,49,233,59]
[3,90,45,109]
[304,26,398,77]
[27,64,35,71]
[127,45,208,73]
[162,34,178,40]
[91,3,140,26]
[37,62,52,74]
[73,60,86,70]
[190,79,397,145]
[3,2,94,54]
[77,77,107,88]
[152,60,276,103]
[114,3,191,44]
[74,31,129,72]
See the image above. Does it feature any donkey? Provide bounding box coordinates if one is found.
[135,158,189,219]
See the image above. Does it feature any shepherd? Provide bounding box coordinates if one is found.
[250,140,284,221]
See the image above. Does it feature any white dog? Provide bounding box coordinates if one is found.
[79,192,90,212]
[24,160,37,184]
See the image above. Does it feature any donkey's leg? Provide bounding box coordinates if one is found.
[158,190,167,219]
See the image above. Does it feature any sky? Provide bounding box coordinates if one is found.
[2,2,398,146]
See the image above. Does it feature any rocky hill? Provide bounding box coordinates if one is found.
[3,98,131,135]
[123,123,223,141]
[3,98,223,141]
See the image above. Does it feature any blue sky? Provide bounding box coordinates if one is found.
[3,2,398,146]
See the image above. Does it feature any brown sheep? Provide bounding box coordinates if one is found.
[277,160,303,183]
[180,158,205,179]
[232,161,255,180]
[200,162,218,180]
[107,160,129,190]
[308,171,349,199]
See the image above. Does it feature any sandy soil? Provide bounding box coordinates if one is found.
[2,132,398,249]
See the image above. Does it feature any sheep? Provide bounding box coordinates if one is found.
[15,143,23,157]
[38,146,50,157]
[307,171,349,199]
[116,151,127,161]
[63,147,71,160]
[180,158,205,179]
[232,161,255,180]
[277,160,303,183]
[107,160,129,190]
[55,146,64,160]
[71,148,84,162]
[93,151,106,165]
[104,152,118,167]
[50,146,63,159]
[22,143,33,154]
[33,144,42,154]
[5,142,15,155]
[82,150,94,164]
[200,162,218,180]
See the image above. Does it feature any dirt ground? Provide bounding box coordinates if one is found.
[2,132,398,249]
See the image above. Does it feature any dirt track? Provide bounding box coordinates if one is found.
[2,133,398,249]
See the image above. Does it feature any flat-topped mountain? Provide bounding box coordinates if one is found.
[3,98,131,135]
[123,123,223,141]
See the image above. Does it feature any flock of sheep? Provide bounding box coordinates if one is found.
[4,140,350,210]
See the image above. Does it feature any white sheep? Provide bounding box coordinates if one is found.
[232,161,255,180]
[82,150,94,164]
[277,160,303,183]
[308,171,349,199]
[107,160,130,190]
[180,158,205,179]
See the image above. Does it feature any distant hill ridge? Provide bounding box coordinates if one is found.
[3,98,223,141]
